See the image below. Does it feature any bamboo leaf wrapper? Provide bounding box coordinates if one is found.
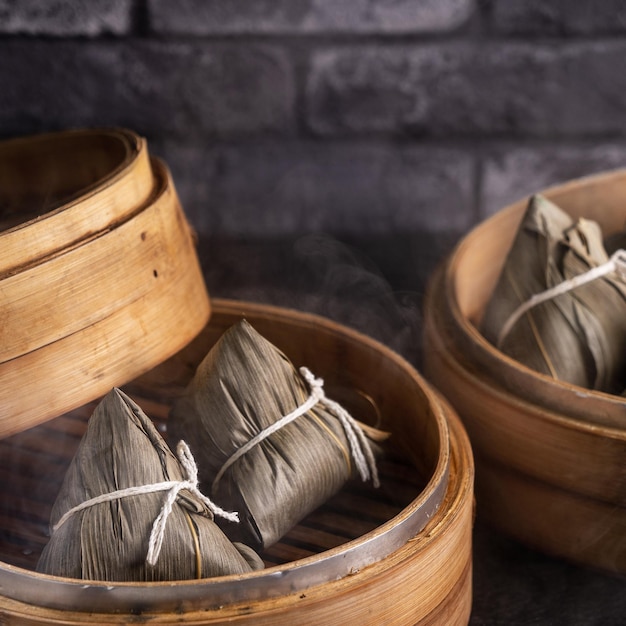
[37,388,263,581]
[169,320,385,549]
[481,194,626,393]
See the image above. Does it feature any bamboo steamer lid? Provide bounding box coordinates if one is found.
[0,128,153,275]
[423,168,626,572]
[0,131,210,437]
[0,300,474,625]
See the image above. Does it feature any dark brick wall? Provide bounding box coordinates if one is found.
[1,0,625,291]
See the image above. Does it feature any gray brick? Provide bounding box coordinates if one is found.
[480,144,626,218]
[490,0,626,36]
[153,140,475,238]
[0,41,295,139]
[149,141,219,235]
[148,0,474,35]
[307,42,626,138]
[0,0,132,36]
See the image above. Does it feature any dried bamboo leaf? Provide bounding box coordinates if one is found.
[482,194,626,393]
[169,320,385,549]
[37,388,263,581]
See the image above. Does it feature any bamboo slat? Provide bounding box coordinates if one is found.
[475,457,626,573]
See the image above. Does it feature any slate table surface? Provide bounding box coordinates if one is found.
[200,234,626,626]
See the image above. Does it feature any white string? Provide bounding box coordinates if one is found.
[212,366,380,493]
[497,248,626,348]
[52,440,239,567]
[300,368,380,489]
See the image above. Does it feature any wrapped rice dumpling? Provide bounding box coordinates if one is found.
[37,388,263,581]
[169,320,385,549]
[481,194,626,394]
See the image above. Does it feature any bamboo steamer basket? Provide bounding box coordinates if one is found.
[0,300,474,625]
[429,168,626,430]
[0,133,211,436]
[423,168,626,572]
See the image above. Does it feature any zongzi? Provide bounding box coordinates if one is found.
[37,388,264,581]
[169,319,386,549]
[481,194,626,394]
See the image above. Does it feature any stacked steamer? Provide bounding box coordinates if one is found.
[0,130,474,624]
[0,128,210,435]
[423,168,626,573]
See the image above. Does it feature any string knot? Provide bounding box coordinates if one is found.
[212,366,380,493]
[52,440,239,568]
[299,367,380,488]
[299,367,325,399]
[146,441,239,566]
[614,248,626,281]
